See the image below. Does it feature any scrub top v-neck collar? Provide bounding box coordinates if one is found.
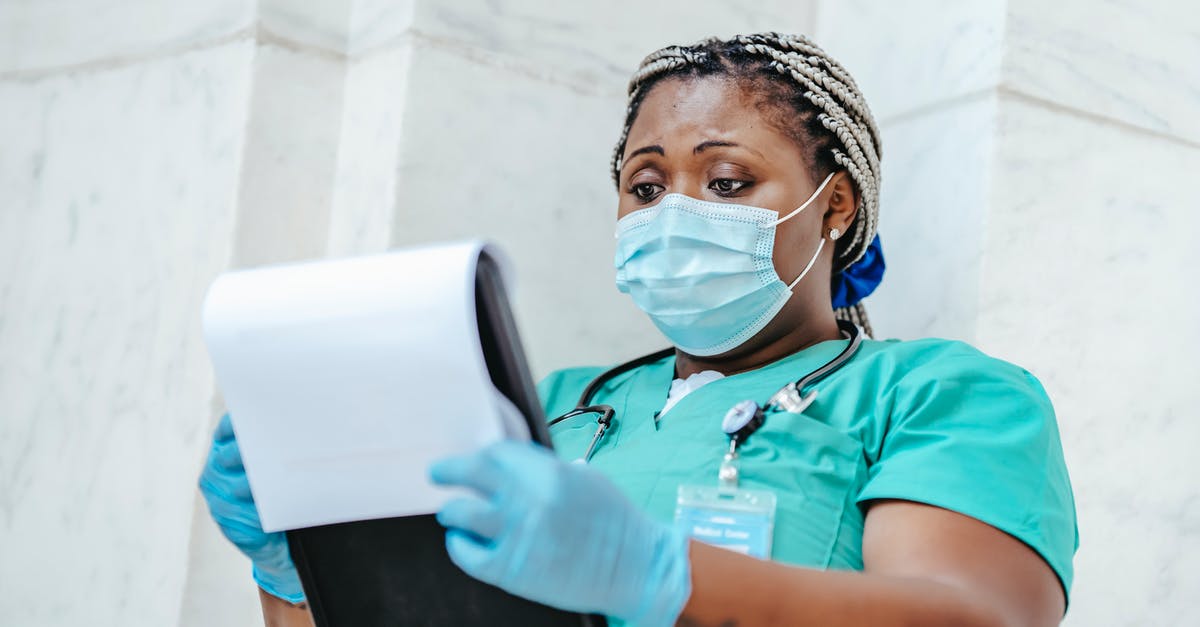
[619,336,855,434]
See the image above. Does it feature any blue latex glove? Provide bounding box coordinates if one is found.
[197,414,305,603]
[430,440,691,626]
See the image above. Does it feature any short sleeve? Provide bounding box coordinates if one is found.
[857,342,1078,597]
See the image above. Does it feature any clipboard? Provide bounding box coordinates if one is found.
[284,249,606,627]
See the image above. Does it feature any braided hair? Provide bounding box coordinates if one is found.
[612,33,882,335]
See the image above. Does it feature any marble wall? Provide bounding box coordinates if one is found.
[983,95,1199,626]
[0,16,255,625]
[817,1,1199,624]
[987,3,1200,622]
[1,0,1195,625]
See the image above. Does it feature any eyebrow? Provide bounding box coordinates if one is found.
[621,139,761,171]
[694,140,739,153]
[626,144,665,161]
[694,140,762,157]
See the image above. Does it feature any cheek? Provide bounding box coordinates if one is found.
[616,199,638,220]
[771,212,825,274]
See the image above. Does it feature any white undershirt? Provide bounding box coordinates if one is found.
[659,369,725,416]
[657,326,861,417]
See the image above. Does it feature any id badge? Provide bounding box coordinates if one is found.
[674,484,777,559]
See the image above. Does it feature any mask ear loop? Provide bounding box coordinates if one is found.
[773,172,837,226]
[778,172,837,290]
[787,236,825,290]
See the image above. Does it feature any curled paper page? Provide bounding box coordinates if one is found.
[202,240,522,532]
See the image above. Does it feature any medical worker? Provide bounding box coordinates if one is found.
[200,33,1077,626]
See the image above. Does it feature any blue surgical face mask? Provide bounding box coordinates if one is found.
[614,173,835,356]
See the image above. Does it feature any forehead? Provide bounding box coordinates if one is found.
[625,76,797,155]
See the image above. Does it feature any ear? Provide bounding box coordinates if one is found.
[823,171,859,238]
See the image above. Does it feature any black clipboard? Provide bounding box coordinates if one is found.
[286,249,605,626]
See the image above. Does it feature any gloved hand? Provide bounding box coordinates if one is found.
[197,413,305,603]
[430,440,691,626]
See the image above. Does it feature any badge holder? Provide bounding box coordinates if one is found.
[674,399,781,559]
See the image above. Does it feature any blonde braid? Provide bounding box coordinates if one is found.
[738,37,881,257]
[837,302,874,338]
[611,33,883,334]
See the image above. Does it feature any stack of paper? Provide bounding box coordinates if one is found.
[202,241,522,532]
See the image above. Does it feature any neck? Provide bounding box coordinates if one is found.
[674,314,842,379]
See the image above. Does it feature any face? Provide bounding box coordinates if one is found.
[616,76,857,356]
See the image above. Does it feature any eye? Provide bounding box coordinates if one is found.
[632,183,663,202]
[709,178,751,196]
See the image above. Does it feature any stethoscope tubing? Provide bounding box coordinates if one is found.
[549,320,863,463]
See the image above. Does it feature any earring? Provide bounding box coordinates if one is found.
[829,227,841,241]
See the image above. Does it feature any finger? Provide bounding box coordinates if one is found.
[445,529,497,582]
[199,465,253,505]
[429,450,503,496]
[200,471,254,512]
[216,470,253,499]
[213,438,244,472]
[436,496,503,541]
[214,413,235,444]
[225,472,253,501]
[218,515,272,551]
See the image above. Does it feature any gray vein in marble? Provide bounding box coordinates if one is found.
[0,27,258,83]
[255,23,346,64]
[877,87,996,126]
[877,83,1200,152]
[998,86,1200,150]
[2,22,622,106]
[402,28,625,98]
[0,23,350,83]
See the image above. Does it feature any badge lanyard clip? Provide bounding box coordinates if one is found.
[718,439,741,488]
[676,399,779,559]
[718,399,770,488]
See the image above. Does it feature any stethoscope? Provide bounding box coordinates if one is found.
[548,319,864,463]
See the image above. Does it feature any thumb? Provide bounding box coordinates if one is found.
[445,529,499,582]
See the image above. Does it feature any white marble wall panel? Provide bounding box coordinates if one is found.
[347,0,417,55]
[865,94,998,341]
[326,43,414,257]
[407,0,817,93]
[0,40,254,625]
[259,0,352,52]
[230,43,346,269]
[0,0,254,74]
[257,0,418,55]
[1004,0,1200,144]
[386,41,664,377]
[814,0,1006,122]
[978,97,1200,626]
[179,489,263,626]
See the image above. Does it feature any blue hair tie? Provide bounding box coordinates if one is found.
[831,234,885,309]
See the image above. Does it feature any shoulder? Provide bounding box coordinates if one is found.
[851,337,1061,460]
[854,337,1077,593]
[861,335,1027,370]
[856,336,1051,404]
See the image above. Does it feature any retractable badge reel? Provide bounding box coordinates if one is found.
[674,399,778,559]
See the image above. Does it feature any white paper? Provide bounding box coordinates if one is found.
[202,240,518,532]
[495,391,531,442]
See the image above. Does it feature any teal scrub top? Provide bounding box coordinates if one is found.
[539,336,1078,609]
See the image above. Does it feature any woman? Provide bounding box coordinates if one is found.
[200,33,1076,626]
